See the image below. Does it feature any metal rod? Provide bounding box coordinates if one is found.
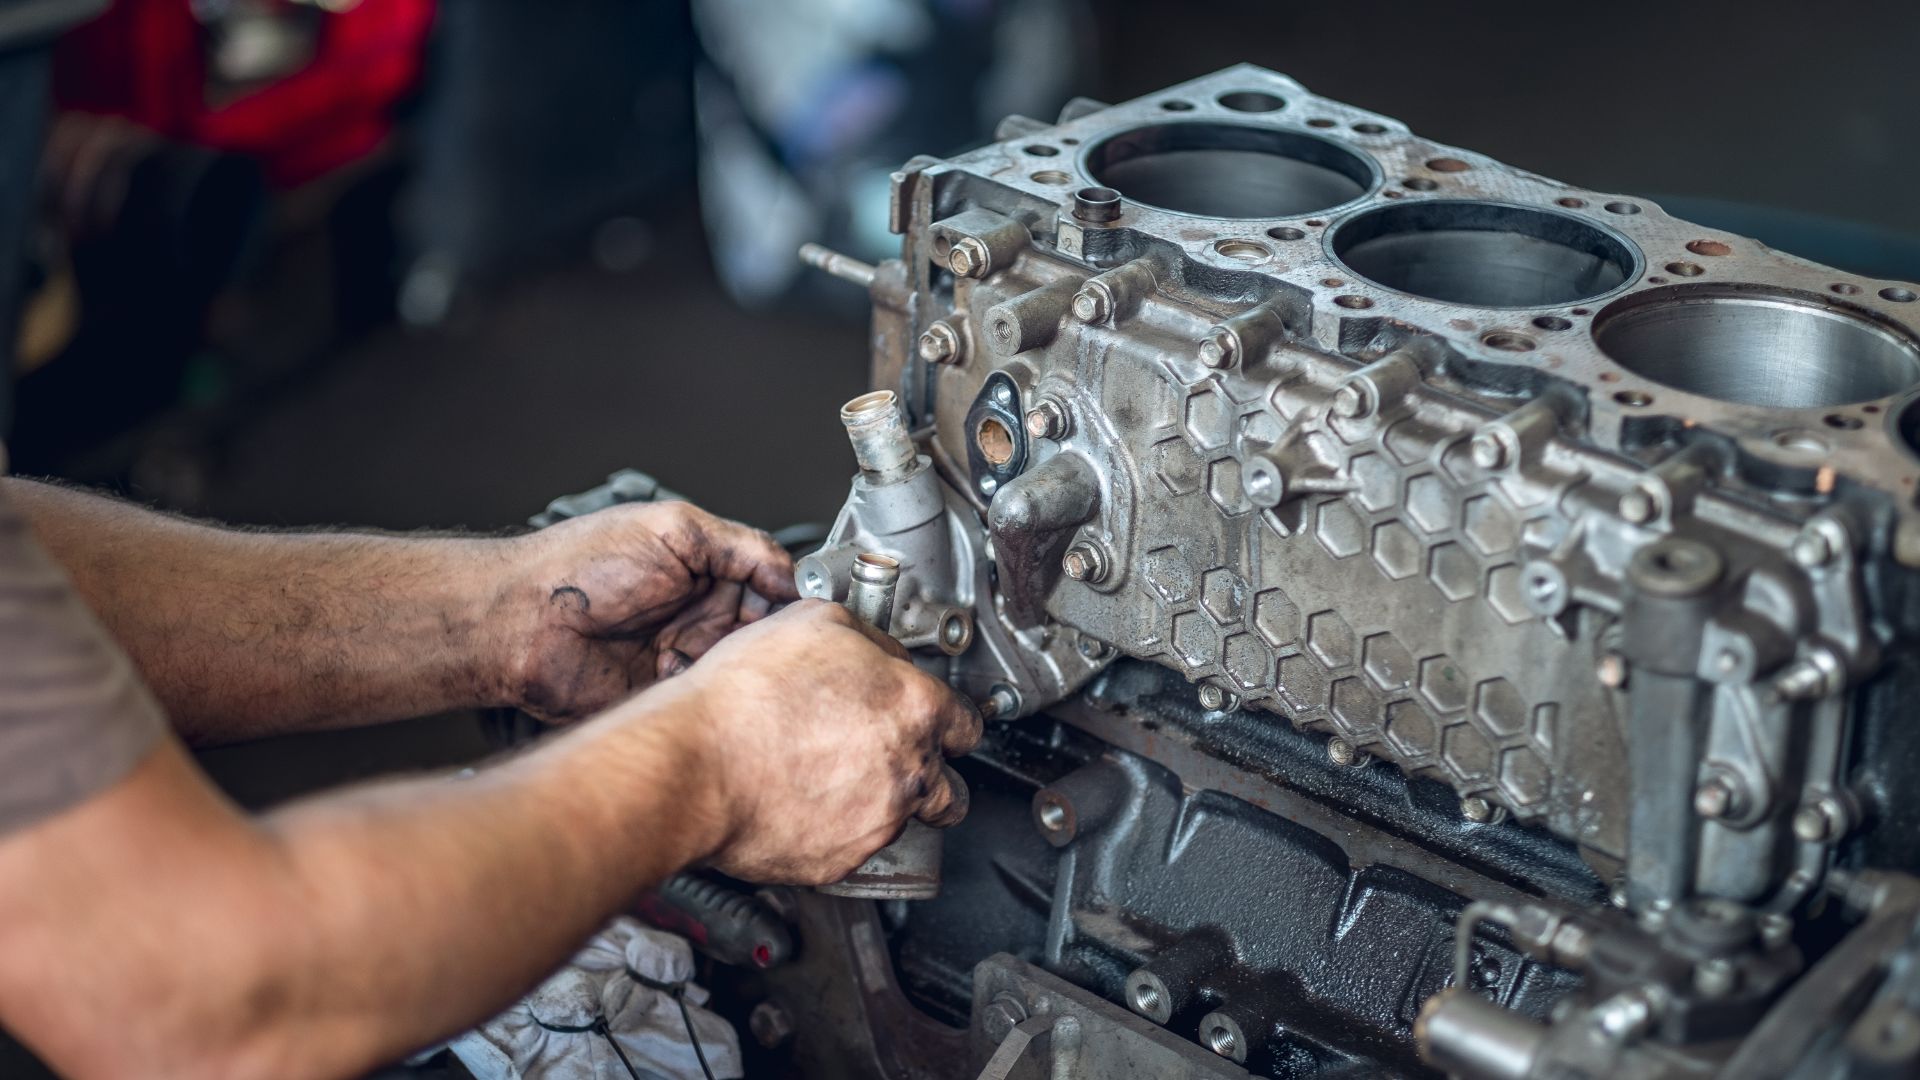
[799,243,877,288]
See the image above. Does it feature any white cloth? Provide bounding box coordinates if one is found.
[447,918,744,1080]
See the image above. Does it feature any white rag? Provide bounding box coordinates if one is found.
[446,918,744,1080]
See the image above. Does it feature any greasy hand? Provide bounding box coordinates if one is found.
[663,600,982,886]
[499,502,798,722]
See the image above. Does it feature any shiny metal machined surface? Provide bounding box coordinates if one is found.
[790,64,1920,1080]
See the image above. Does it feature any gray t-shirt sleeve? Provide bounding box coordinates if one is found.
[0,456,166,834]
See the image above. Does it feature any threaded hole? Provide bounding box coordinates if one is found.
[1206,1025,1238,1057]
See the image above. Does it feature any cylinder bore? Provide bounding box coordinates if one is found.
[1084,121,1373,219]
[1594,287,1920,408]
[1330,201,1637,307]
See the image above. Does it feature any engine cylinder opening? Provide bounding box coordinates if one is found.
[1084,121,1373,219]
[976,417,1016,467]
[1899,396,1920,461]
[1329,201,1637,307]
[1594,287,1920,408]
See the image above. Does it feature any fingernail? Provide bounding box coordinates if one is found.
[659,648,692,678]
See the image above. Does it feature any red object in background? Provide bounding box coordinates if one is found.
[52,0,435,188]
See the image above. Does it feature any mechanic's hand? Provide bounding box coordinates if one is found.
[498,502,798,722]
[661,600,983,886]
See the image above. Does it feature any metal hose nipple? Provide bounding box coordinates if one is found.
[840,390,918,483]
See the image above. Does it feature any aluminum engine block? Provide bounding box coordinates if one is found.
[793,64,1920,1078]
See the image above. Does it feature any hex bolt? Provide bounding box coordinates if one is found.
[1076,633,1113,661]
[749,1001,795,1048]
[1062,541,1109,583]
[1769,647,1843,702]
[1592,987,1661,1043]
[1461,795,1496,823]
[1758,913,1794,950]
[1196,684,1235,712]
[981,991,1028,1043]
[1469,431,1508,470]
[947,236,990,278]
[1072,285,1112,324]
[1327,737,1366,767]
[1693,776,1742,820]
[1792,794,1851,844]
[917,321,963,365]
[1618,488,1657,525]
[1331,381,1371,419]
[1025,399,1068,441]
[981,684,1019,721]
[1197,328,1238,369]
[1596,653,1629,689]
[1791,527,1834,569]
[1692,957,1739,1000]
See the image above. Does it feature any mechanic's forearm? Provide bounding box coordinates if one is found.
[2,478,523,743]
[0,687,726,1080]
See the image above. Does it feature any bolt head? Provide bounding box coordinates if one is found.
[1693,777,1736,819]
[1072,287,1110,324]
[978,475,999,496]
[981,993,1027,1043]
[1197,684,1226,710]
[1461,795,1495,823]
[917,323,958,363]
[1332,382,1368,419]
[1793,796,1847,844]
[947,237,988,278]
[749,1001,795,1048]
[1469,431,1507,470]
[1025,400,1066,441]
[992,383,1014,406]
[1062,542,1106,583]
[1619,488,1656,524]
[1791,529,1833,569]
[1692,958,1739,1000]
[1198,329,1238,369]
[1327,737,1361,767]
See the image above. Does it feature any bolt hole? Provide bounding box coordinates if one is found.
[1688,239,1733,257]
[1160,99,1195,111]
[1666,261,1705,277]
[1306,117,1337,128]
[1335,295,1373,309]
[1352,121,1387,134]
[1557,197,1588,209]
[1771,429,1829,454]
[1022,144,1058,157]
[1483,331,1537,352]
[1427,157,1470,172]
[1881,287,1917,303]
[1030,170,1071,184]
[1132,984,1162,1013]
[1614,389,1653,407]
[1647,276,1669,285]
[1532,315,1573,331]
[1037,799,1068,832]
[1306,218,1327,227]
[1605,201,1642,215]
[976,417,1015,467]
[1206,1025,1238,1057]
[1824,413,1866,430]
[1217,90,1285,112]
[1403,177,1439,191]
[1832,282,1863,295]
[1267,226,1306,241]
[1213,238,1271,262]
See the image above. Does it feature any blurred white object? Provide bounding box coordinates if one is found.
[447,918,743,1080]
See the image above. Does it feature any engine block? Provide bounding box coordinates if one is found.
[783,64,1920,1079]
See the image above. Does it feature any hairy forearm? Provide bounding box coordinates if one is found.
[0,686,726,1080]
[3,478,523,743]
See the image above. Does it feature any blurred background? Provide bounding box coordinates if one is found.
[0,0,1915,1072]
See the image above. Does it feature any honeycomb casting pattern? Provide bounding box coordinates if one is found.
[1136,367,1562,816]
